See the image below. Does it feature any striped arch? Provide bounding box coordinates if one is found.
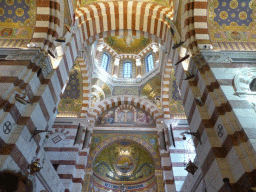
[31,0,61,51]
[181,0,210,54]
[75,1,174,45]
[88,95,163,123]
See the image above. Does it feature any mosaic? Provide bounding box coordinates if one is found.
[89,176,157,192]
[140,75,161,108]
[113,86,139,96]
[105,36,150,54]
[58,63,83,115]
[89,131,160,166]
[96,105,155,127]
[0,0,36,40]
[92,140,155,182]
[63,0,72,35]
[169,70,185,114]
[208,0,256,42]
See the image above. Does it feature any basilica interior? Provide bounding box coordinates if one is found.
[0,0,256,191]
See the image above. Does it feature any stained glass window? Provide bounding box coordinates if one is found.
[146,53,154,72]
[101,53,109,71]
[123,62,132,78]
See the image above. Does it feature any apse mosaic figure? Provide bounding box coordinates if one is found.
[96,105,155,127]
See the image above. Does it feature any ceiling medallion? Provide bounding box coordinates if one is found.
[115,155,135,175]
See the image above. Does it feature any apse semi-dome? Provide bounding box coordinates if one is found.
[92,140,155,183]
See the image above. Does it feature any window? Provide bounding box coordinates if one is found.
[123,62,132,78]
[146,53,154,72]
[101,53,109,71]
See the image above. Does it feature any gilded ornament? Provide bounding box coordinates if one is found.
[222,2,226,6]
[5,0,14,5]
[230,0,238,9]
[5,18,13,22]
[230,31,241,40]
[230,22,238,26]
[220,11,228,20]
[0,28,13,37]
[0,8,4,16]
[239,11,247,20]
[241,2,246,7]
[15,8,24,17]
[231,13,236,18]
[213,0,219,8]
[249,1,255,9]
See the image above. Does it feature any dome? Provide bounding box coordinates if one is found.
[92,140,155,184]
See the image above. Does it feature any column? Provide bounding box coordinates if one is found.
[136,58,142,78]
[112,57,120,78]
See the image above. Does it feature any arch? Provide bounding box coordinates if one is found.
[87,136,161,169]
[75,1,174,44]
[88,95,163,123]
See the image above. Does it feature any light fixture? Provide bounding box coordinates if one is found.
[175,54,190,66]
[172,40,185,49]
[65,24,71,33]
[180,130,202,145]
[185,160,198,175]
[183,72,195,80]
[47,50,55,58]
[55,37,66,43]
[30,130,51,142]
[28,158,43,175]
[195,96,204,106]
[15,94,31,105]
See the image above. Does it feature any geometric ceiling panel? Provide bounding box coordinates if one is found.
[0,0,36,40]
[208,0,256,42]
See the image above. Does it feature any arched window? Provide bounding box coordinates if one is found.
[146,53,154,72]
[101,53,109,71]
[123,62,132,78]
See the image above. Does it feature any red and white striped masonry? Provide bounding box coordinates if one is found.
[46,124,87,192]
[76,57,90,118]
[31,0,61,52]
[156,124,176,191]
[181,0,210,54]
[75,1,174,44]
[87,95,163,123]
[173,54,256,191]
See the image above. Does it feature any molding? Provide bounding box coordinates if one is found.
[0,48,53,77]
[201,50,256,63]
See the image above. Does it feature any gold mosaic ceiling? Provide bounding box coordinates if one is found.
[104,36,151,54]
[208,0,256,42]
[0,0,36,41]
[140,75,161,101]
[93,140,155,183]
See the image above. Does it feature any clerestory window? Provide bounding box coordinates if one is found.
[123,62,132,78]
[101,53,110,71]
[146,53,154,72]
